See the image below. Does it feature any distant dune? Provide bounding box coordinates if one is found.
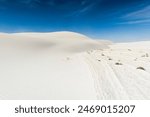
[0,31,109,54]
[0,31,150,99]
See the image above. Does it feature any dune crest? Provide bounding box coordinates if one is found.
[0,31,109,54]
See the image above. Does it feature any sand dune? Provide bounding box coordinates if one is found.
[0,31,150,99]
[0,31,108,54]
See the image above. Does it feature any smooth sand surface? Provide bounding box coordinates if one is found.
[0,31,150,99]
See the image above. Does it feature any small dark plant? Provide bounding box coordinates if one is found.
[115,62,123,65]
[137,67,145,71]
[101,53,105,56]
[108,58,112,60]
[97,59,101,62]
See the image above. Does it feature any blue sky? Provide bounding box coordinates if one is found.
[0,0,150,42]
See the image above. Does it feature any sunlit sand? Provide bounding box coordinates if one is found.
[0,32,150,99]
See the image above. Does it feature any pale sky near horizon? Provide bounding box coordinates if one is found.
[0,0,150,42]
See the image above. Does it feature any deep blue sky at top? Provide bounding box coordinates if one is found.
[0,0,150,41]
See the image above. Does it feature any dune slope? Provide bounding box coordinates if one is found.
[0,31,107,100]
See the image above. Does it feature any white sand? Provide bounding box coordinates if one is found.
[0,31,150,100]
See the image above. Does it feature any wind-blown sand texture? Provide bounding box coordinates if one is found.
[0,31,150,99]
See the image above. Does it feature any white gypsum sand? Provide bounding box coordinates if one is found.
[0,31,150,100]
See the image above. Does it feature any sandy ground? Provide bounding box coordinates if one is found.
[0,31,150,100]
[82,41,150,99]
